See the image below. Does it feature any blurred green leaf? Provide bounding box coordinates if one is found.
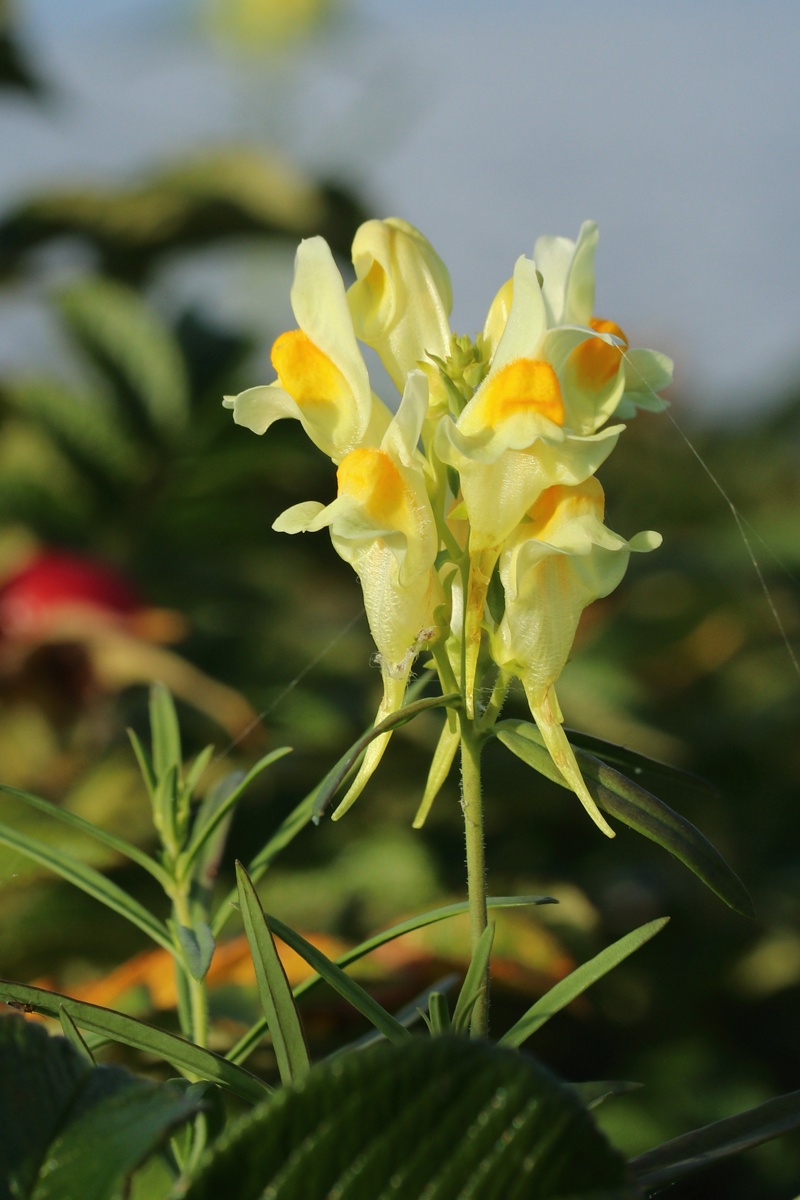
[630,1087,800,1190]
[0,148,366,283]
[2,375,143,484]
[181,1035,636,1199]
[0,1015,201,1200]
[57,278,189,443]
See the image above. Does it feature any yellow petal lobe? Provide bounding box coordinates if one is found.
[570,318,629,389]
[337,447,408,528]
[479,358,564,428]
[270,329,350,407]
[527,477,605,539]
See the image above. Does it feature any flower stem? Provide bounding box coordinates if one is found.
[459,714,489,1036]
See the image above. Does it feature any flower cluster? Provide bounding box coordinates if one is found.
[225,218,671,834]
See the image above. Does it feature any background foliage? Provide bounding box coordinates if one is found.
[0,5,799,1197]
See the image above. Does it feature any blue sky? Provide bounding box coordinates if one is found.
[3,1,800,417]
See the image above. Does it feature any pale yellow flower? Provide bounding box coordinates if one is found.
[223,236,390,463]
[492,477,660,834]
[347,218,453,395]
[274,372,443,814]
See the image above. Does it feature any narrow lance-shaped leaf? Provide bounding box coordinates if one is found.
[258,912,412,1047]
[499,918,669,1048]
[226,895,555,1066]
[0,824,173,953]
[495,719,753,917]
[150,684,182,784]
[0,782,171,888]
[452,922,495,1035]
[630,1087,800,1190]
[312,692,460,822]
[0,980,270,1105]
[235,863,310,1087]
[181,747,292,879]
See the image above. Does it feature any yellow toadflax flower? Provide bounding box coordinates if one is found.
[223,235,390,463]
[492,478,661,835]
[225,215,671,835]
[274,372,442,815]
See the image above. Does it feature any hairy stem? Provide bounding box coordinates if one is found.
[459,715,489,1036]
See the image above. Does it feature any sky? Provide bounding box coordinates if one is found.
[2,0,800,419]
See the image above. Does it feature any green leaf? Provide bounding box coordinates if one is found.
[58,1007,96,1065]
[212,785,319,939]
[258,912,412,1047]
[150,684,183,782]
[176,923,216,982]
[181,1036,636,1200]
[311,692,460,822]
[412,718,461,828]
[181,748,292,879]
[227,895,554,1066]
[235,864,310,1087]
[564,729,716,795]
[0,822,173,952]
[499,918,669,1048]
[57,276,189,441]
[0,782,171,888]
[2,375,144,484]
[495,720,753,917]
[427,991,452,1036]
[451,922,495,1034]
[630,1087,800,1190]
[0,1016,201,1200]
[127,727,157,802]
[0,981,269,1105]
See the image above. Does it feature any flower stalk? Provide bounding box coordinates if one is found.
[225,214,671,1028]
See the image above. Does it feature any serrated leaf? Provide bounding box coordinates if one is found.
[630,1087,800,1190]
[235,864,309,1087]
[0,1016,201,1200]
[181,1036,636,1200]
[499,918,669,1048]
[495,719,753,917]
[0,981,269,1105]
[57,277,189,441]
